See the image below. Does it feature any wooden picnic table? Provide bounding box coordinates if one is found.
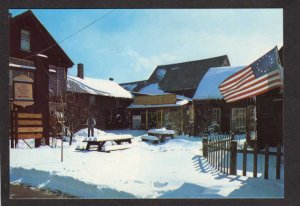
[147,130,175,142]
[82,135,133,151]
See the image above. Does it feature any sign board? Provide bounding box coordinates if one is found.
[13,75,34,107]
[134,94,176,105]
[132,115,141,129]
[14,82,33,100]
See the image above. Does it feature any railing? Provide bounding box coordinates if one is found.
[202,134,283,179]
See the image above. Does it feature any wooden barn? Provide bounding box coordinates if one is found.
[9,10,74,147]
[66,64,133,132]
[192,66,256,136]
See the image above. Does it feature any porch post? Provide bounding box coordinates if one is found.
[161,109,163,128]
[146,109,148,130]
[181,106,184,134]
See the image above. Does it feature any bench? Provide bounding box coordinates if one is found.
[82,135,133,151]
[141,135,160,144]
[101,144,132,153]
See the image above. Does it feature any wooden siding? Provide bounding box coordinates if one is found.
[256,89,283,148]
[193,99,255,135]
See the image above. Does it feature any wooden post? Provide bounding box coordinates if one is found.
[221,141,225,172]
[156,110,158,128]
[217,141,220,170]
[226,141,229,175]
[11,110,15,148]
[14,110,19,148]
[181,107,183,134]
[161,109,163,128]
[203,136,208,158]
[276,144,281,179]
[253,141,258,178]
[230,141,237,175]
[243,142,247,176]
[146,110,148,130]
[264,144,269,179]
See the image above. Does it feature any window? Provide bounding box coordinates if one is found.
[212,108,221,124]
[20,29,30,51]
[89,96,96,105]
[231,108,246,133]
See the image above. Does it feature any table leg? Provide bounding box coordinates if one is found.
[86,142,91,150]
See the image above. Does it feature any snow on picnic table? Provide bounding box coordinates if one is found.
[10,129,283,198]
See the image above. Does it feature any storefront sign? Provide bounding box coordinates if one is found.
[134,94,176,105]
[14,82,33,100]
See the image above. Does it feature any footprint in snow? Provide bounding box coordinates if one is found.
[154,181,168,188]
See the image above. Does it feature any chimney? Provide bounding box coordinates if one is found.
[109,77,114,81]
[77,63,84,79]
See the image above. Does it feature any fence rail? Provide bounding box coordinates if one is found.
[202,134,283,179]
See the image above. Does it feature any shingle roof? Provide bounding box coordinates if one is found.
[138,55,230,96]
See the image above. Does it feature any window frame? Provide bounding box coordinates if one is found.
[20,29,31,51]
[212,107,221,124]
[231,107,246,133]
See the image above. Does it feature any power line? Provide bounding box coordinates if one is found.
[23,9,114,60]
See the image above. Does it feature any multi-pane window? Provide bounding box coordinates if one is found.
[212,108,221,124]
[231,108,246,133]
[20,29,30,51]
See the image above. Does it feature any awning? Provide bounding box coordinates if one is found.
[128,99,189,109]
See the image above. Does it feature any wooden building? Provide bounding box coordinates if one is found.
[192,66,256,136]
[66,64,133,131]
[127,94,193,135]
[126,55,230,134]
[9,10,74,146]
[256,46,283,148]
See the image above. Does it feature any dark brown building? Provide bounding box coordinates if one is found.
[9,10,74,146]
[192,66,256,136]
[66,64,133,132]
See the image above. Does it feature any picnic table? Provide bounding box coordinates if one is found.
[82,135,133,152]
[146,128,175,143]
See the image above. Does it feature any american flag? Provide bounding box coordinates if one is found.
[219,47,283,103]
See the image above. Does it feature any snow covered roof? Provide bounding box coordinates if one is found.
[119,80,147,92]
[138,55,230,96]
[67,75,133,99]
[192,66,245,100]
[128,99,189,109]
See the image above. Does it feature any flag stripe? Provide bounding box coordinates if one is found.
[222,71,280,98]
[219,66,251,87]
[220,72,255,93]
[219,67,252,88]
[226,83,282,102]
[224,78,282,101]
[219,70,254,92]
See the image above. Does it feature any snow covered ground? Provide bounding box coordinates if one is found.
[10,129,284,198]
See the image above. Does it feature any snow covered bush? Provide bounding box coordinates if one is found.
[207,121,220,134]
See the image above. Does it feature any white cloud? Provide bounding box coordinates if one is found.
[122,48,177,72]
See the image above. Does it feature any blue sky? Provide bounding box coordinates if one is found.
[10,9,283,83]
